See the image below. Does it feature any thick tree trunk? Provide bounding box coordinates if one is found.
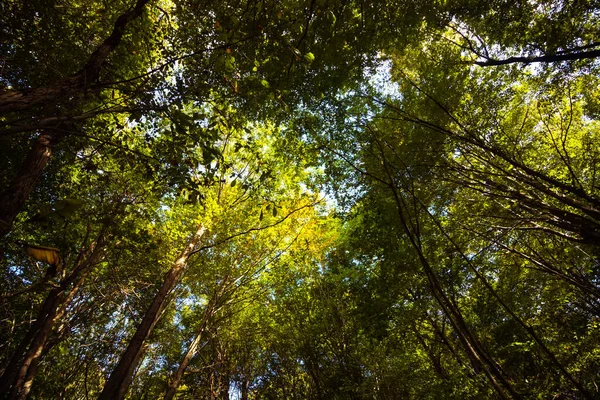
[98,225,206,400]
[0,0,151,237]
[0,0,150,116]
[0,131,63,237]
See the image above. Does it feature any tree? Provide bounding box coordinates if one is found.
[3,1,600,398]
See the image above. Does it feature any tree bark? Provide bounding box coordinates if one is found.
[0,130,64,237]
[0,287,60,395]
[426,208,594,399]
[98,224,206,400]
[0,0,152,237]
[164,323,207,400]
[11,274,87,400]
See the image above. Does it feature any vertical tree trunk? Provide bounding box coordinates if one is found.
[98,224,206,400]
[0,131,63,237]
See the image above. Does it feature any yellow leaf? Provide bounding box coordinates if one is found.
[25,244,62,269]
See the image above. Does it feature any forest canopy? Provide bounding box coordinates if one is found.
[1,0,600,398]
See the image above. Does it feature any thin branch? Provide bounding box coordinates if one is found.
[189,200,321,255]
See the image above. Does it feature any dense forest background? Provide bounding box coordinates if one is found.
[1,0,600,398]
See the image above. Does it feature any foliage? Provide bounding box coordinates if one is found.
[1,1,600,399]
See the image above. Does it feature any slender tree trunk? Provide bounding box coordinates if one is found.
[165,311,214,400]
[11,274,87,400]
[0,238,105,398]
[164,325,206,400]
[377,151,520,398]
[164,281,228,400]
[384,79,600,213]
[0,287,61,395]
[427,210,595,398]
[0,286,54,393]
[425,312,472,374]
[412,325,447,379]
[420,260,516,398]
[98,224,206,400]
[0,130,64,237]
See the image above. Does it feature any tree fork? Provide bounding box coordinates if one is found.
[0,0,151,116]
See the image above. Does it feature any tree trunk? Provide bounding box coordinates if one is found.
[428,211,595,398]
[0,131,63,237]
[164,325,206,400]
[0,237,105,398]
[0,0,151,237]
[165,284,226,400]
[0,287,62,395]
[11,274,87,400]
[98,224,206,400]
[377,152,520,399]
[0,0,150,116]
